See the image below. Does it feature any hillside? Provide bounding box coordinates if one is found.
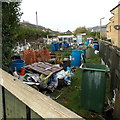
[20,21,59,34]
[87,25,107,32]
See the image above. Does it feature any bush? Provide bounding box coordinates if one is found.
[16,26,50,42]
[2,2,22,71]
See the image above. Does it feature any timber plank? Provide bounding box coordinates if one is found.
[0,69,83,119]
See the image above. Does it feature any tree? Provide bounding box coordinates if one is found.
[16,26,50,42]
[74,26,87,36]
[86,31,100,39]
[2,2,22,71]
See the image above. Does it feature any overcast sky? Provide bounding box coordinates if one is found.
[20,0,119,32]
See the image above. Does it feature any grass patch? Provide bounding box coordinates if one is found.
[51,68,92,118]
[86,48,101,64]
[49,47,111,119]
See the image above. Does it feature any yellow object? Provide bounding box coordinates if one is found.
[40,74,45,78]
[41,72,54,88]
[54,53,63,64]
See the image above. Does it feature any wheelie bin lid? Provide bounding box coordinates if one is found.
[81,64,110,72]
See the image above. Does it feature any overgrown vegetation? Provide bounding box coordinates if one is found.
[16,26,50,42]
[2,2,51,71]
[2,2,22,71]
[74,26,100,40]
[86,48,101,64]
[86,31,100,39]
[74,26,87,36]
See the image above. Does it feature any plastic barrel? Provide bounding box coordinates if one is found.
[84,41,89,46]
[55,43,59,51]
[11,59,25,71]
[59,43,62,48]
[94,44,99,50]
[51,44,56,51]
[71,50,81,67]
[64,43,69,48]
[67,43,69,48]
[64,43,66,47]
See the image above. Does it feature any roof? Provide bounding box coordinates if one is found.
[110,3,120,12]
[106,22,111,26]
[64,30,73,34]
[48,34,57,37]
[58,35,75,38]
[25,62,63,75]
[109,16,114,21]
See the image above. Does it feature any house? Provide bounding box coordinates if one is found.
[107,2,120,47]
[64,30,73,35]
[57,35,76,43]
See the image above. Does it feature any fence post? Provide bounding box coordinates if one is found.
[113,91,120,119]
[0,85,3,119]
[26,105,31,120]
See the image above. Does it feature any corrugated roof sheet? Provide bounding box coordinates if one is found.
[25,62,63,75]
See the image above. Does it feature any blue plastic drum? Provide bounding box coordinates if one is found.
[51,44,56,51]
[94,44,99,50]
[71,50,81,67]
[11,59,25,71]
[55,43,59,51]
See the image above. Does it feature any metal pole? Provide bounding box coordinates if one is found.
[100,19,102,40]
[100,17,105,40]
[36,11,38,29]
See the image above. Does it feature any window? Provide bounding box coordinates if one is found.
[110,25,111,32]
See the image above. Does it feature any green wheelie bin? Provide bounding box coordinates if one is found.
[80,64,109,114]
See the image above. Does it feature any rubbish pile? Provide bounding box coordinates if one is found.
[12,42,31,54]
[11,38,100,94]
[12,42,51,65]
[11,61,74,92]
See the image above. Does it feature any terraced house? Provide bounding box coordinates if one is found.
[107,2,120,47]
